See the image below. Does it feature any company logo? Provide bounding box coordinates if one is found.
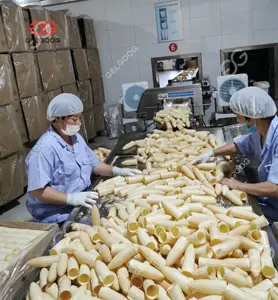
[29,20,57,36]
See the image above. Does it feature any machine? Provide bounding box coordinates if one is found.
[136,83,204,127]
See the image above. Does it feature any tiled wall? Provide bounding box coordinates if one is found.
[50,0,278,107]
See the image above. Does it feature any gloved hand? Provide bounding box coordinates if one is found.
[67,192,99,209]
[192,150,215,165]
[112,166,141,177]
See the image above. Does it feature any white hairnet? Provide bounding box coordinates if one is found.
[47,93,83,121]
[229,87,277,119]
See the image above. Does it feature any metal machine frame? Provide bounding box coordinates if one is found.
[151,53,203,88]
[220,43,278,100]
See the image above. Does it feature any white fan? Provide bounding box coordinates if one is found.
[217,74,248,107]
[122,82,148,112]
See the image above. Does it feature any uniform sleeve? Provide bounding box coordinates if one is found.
[26,150,54,192]
[267,151,278,184]
[87,146,101,169]
[234,133,255,157]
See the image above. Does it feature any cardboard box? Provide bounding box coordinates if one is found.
[21,94,49,141]
[79,117,88,142]
[78,17,97,49]
[62,83,79,96]
[91,78,105,105]
[19,145,31,187]
[0,104,22,158]
[12,53,43,98]
[45,88,62,104]
[72,49,90,81]
[56,50,76,85]
[0,14,7,53]
[83,109,96,140]
[28,7,56,51]
[0,221,58,300]
[0,55,19,105]
[49,10,70,50]
[1,2,29,52]
[86,49,102,79]
[67,16,81,49]
[0,154,24,206]
[77,80,94,112]
[13,101,28,144]
[37,51,60,91]
[94,104,105,132]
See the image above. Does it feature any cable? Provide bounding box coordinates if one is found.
[143,122,154,132]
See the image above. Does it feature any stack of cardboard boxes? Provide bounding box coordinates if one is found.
[0,2,105,207]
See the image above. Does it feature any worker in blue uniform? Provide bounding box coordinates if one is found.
[26,94,140,223]
[194,87,278,223]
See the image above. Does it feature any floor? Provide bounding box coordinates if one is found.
[158,70,180,87]
[0,135,117,222]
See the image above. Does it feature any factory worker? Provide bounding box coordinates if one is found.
[194,87,278,222]
[26,93,140,224]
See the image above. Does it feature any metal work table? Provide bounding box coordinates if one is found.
[65,127,278,270]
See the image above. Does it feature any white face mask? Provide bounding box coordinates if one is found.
[61,124,81,136]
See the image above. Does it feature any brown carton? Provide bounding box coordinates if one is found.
[83,109,96,140]
[0,55,18,105]
[0,104,22,158]
[28,7,56,51]
[94,104,105,132]
[79,117,88,142]
[45,88,62,104]
[72,48,90,80]
[0,154,24,206]
[13,101,28,144]
[12,53,43,98]
[86,49,102,79]
[1,2,29,52]
[77,80,94,112]
[21,94,49,141]
[49,10,70,49]
[91,78,105,105]
[67,16,81,49]
[62,83,79,97]
[78,17,97,49]
[56,50,76,85]
[19,145,31,187]
[37,51,60,91]
[0,14,7,53]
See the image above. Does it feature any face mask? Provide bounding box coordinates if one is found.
[61,124,81,136]
[242,123,257,134]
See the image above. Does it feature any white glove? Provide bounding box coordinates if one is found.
[192,150,215,165]
[113,167,141,177]
[67,192,99,209]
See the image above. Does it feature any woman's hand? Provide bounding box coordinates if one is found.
[220,178,242,190]
[113,167,142,177]
[67,192,99,208]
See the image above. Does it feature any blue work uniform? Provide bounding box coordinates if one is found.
[234,116,278,223]
[26,127,100,223]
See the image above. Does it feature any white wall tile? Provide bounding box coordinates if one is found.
[133,5,156,26]
[189,0,221,18]
[201,36,222,54]
[110,47,139,66]
[191,15,221,39]
[135,24,158,45]
[253,28,278,45]
[105,0,132,11]
[109,27,136,48]
[190,38,203,53]
[253,6,278,30]
[182,18,191,41]
[95,30,110,50]
[137,44,170,64]
[222,32,252,48]
[138,63,153,82]
[221,11,252,35]
[106,8,134,29]
[221,0,252,14]
[251,0,278,9]
[131,0,156,7]
[177,41,193,55]
[181,0,190,20]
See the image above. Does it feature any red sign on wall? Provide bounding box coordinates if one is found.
[169,43,178,52]
[29,20,56,36]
